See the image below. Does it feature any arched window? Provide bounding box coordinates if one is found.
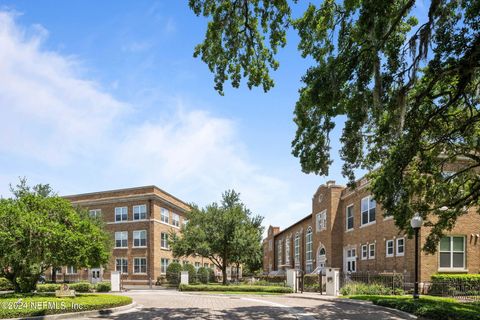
[305,227,313,273]
[294,233,300,269]
[317,246,326,269]
[285,237,290,266]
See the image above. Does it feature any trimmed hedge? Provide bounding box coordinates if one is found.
[350,295,480,320]
[95,282,111,292]
[340,282,404,296]
[0,278,13,291]
[178,284,293,293]
[183,264,197,284]
[197,267,210,284]
[430,274,480,296]
[36,283,61,292]
[166,262,182,285]
[69,282,92,293]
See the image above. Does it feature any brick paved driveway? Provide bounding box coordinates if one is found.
[84,290,412,320]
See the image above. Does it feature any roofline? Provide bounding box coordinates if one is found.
[273,213,312,238]
[62,185,190,208]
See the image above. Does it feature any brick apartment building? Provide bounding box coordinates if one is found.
[48,186,218,285]
[263,178,480,283]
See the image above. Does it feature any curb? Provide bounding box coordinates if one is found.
[6,302,137,320]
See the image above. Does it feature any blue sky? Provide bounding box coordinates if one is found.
[0,1,355,231]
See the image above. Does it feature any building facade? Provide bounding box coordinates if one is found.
[49,186,217,285]
[263,179,480,282]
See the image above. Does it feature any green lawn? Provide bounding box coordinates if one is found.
[0,293,132,319]
[348,295,480,320]
[188,291,285,295]
[178,284,292,294]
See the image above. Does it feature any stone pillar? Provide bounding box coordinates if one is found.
[180,271,189,285]
[286,269,297,292]
[325,268,340,296]
[111,271,121,292]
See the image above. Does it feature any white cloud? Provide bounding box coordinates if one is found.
[0,11,313,233]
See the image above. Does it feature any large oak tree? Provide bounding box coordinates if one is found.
[188,0,479,252]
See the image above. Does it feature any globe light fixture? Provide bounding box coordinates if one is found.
[410,213,423,299]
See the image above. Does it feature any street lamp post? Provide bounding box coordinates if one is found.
[410,213,423,299]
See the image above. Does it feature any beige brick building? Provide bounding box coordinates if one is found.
[49,186,217,285]
[263,179,480,283]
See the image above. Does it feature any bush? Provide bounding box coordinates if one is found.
[156,276,167,286]
[304,274,320,287]
[36,283,61,292]
[166,262,182,285]
[197,267,210,284]
[209,268,217,283]
[258,275,286,286]
[0,278,14,291]
[340,282,402,296]
[183,264,197,284]
[69,282,93,293]
[95,282,111,292]
[178,284,293,293]
[429,274,480,296]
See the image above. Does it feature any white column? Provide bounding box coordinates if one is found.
[111,271,121,292]
[325,268,340,296]
[286,269,297,292]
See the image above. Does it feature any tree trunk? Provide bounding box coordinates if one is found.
[222,265,228,285]
[52,267,57,283]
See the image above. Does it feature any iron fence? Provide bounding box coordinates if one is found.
[424,280,480,302]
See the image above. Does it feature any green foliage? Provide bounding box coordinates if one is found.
[258,275,286,286]
[350,295,480,320]
[197,267,210,284]
[69,282,93,293]
[36,284,60,292]
[166,262,182,285]
[0,179,111,293]
[340,282,403,296]
[0,293,131,318]
[0,278,14,291]
[178,284,292,293]
[95,282,111,292]
[182,263,197,284]
[429,274,480,296]
[190,1,480,253]
[170,190,264,285]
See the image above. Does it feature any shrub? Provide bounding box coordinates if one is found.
[69,282,93,293]
[429,274,480,296]
[166,262,182,285]
[178,284,293,293]
[36,284,61,292]
[183,264,197,284]
[95,282,111,292]
[304,274,320,287]
[258,275,286,286]
[156,276,167,286]
[340,282,401,296]
[197,267,210,284]
[209,268,217,283]
[0,278,14,291]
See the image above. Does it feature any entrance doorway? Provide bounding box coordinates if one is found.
[91,268,102,284]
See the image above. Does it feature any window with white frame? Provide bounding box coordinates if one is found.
[134,258,147,274]
[368,243,376,259]
[195,262,201,270]
[386,240,394,257]
[161,258,169,274]
[161,232,169,249]
[66,266,77,274]
[277,240,283,268]
[204,263,209,268]
[133,230,147,247]
[316,210,327,231]
[133,205,147,220]
[172,213,180,227]
[115,258,128,274]
[361,196,376,225]
[305,228,313,273]
[361,244,368,260]
[439,236,465,270]
[115,231,128,248]
[285,237,290,266]
[294,233,300,268]
[89,209,101,218]
[346,248,356,272]
[396,238,405,256]
[346,205,354,230]
[115,207,128,222]
[161,208,169,223]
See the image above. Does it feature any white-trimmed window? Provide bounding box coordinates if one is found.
[386,240,394,257]
[305,227,313,273]
[172,213,180,227]
[346,248,356,272]
[346,205,354,230]
[115,231,128,248]
[89,209,101,218]
[294,233,300,268]
[134,257,147,274]
[316,210,327,231]
[115,258,128,274]
[277,240,283,268]
[361,196,376,225]
[133,230,147,247]
[161,258,169,274]
[66,266,77,274]
[369,243,376,259]
[161,232,169,249]
[396,238,405,256]
[161,208,169,223]
[204,263,209,268]
[285,237,290,266]
[115,207,128,222]
[361,244,368,260]
[133,205,147,220]
[195,262,201,270]
[439,236,465,270]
